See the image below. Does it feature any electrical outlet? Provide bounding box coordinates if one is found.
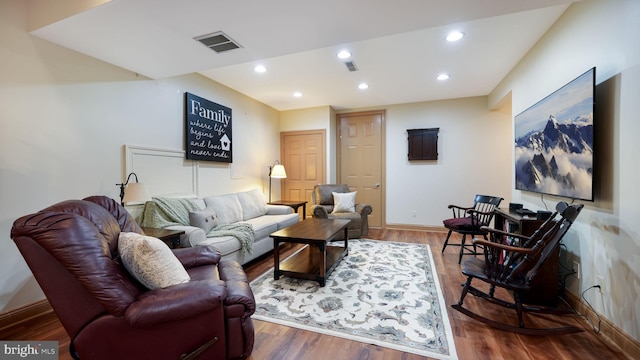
[572,260,581,279]
[412,210,417,217]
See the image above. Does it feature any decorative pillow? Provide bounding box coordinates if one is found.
[331,191,357,213]
[189,208,218,233]
[316,184,350,205]
[118,232,190,290]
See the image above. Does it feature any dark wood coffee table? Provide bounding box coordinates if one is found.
[270,218,350,286]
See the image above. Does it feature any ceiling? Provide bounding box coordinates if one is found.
[30,0,577,111]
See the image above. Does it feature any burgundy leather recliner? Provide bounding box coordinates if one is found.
[11,196,255,360]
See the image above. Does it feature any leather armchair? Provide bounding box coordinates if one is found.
[311,184,372,239]
[11,196,255,360]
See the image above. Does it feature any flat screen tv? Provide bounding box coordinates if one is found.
[514,67,595,201]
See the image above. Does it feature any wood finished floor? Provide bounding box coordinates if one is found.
[0,229,629,360]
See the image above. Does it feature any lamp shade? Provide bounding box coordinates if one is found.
[270,164,287,178]
[122,182,151,204]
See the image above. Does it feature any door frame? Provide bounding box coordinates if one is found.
[336,110,386,228]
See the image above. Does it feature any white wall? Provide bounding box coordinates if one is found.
[283,97,512,227]
[385,97,512,226]
[490,0,640,341]
[0,0,280,313]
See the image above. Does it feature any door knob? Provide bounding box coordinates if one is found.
[374,183,381,188]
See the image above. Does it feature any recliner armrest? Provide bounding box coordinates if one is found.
[173,245,221,268]
[124,279,226,327]
[218,260,256,316]
[311,204,331,218]
[355,203,372,216]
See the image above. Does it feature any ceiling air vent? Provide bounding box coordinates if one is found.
[194,31,242,53]
[345,61,358,72]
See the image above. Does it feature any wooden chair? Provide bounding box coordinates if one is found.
[451,201,584,335]
[442,194,504,264]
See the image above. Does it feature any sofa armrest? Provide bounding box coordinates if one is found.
[266,204,293,215]
[172,245,221,268]
[124,279,226,327]
[164,225,206,247]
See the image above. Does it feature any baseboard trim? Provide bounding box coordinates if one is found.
[564,291,639,360]
[384,224,448,233]
[0,299,52,332]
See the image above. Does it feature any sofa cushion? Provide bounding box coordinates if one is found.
[118,232,190,290]
[275,213,301,229]
[237,189,268,220]
[242,217,278,240]
[189,208,218,233]
[332,191,356,213]
[204,194,243,225]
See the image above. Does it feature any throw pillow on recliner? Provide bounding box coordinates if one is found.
[332,191,357,213]
[118,232,190,290]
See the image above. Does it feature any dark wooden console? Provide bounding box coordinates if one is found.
[493,208,560,305]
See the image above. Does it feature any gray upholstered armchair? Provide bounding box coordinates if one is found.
[311,184,373,239]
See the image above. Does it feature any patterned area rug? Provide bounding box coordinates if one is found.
[250,239,458,359]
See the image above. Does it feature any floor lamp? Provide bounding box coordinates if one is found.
[268,160,287,202]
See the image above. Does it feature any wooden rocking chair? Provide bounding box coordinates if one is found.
[451,201,584,335]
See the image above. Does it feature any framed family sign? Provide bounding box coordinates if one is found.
[184,92,233,163]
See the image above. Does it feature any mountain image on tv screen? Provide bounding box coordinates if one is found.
[514,68,595,201]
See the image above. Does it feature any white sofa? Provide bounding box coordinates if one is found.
[145,189,299,265]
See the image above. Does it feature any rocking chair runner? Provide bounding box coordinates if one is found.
[442,194,504,264]
[451,201,584,335]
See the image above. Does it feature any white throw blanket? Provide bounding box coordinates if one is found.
[140,197,254,254]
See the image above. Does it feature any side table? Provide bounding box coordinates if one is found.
[268,200,308,219]
[141,227,185,249]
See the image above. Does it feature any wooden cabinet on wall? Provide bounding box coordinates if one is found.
[407,128,439,160]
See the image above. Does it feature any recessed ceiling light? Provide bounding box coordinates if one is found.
[293,92,302,98]
[254,65,266,73]
[358,83,369,90]
[437,73,450,81]
[446,31,464,42]
[337,50,351,59]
